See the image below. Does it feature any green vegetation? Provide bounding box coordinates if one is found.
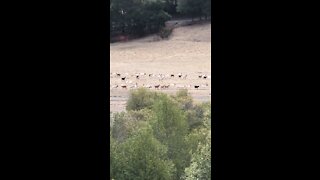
[159,27,173,39]
[110,88,211,179]
[177,0,211,20]
[110,0,211,39]
[110,0,171,37]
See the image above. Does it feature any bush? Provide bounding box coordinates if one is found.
[111,127,176,180]
[159,27,173,39]
[126,88,159,111]
[111,109,153,142]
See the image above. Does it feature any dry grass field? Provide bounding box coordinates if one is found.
[110,22,211,112]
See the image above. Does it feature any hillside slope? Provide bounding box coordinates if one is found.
[110,23,211,112]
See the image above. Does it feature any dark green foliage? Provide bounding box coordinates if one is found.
[110,89,211,179]
[111,127,176,180]
[185,106,204,129]
[110,0,171,38]
[183,102,212,180]
[150,94,190,178]
[163,0,178,15]
[111,0,210,40]
[177,0,211,20]
[151,94,188,142]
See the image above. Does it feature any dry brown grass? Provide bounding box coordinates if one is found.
[110,23,211,112]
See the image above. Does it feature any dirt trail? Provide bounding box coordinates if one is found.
[110,23,211,112]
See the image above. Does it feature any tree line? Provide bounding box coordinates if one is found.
[110,0,211,38]
[110,88,211,179]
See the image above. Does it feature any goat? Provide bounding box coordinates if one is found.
[161,84,170,89]
[111,85,118,89]
[143,84,152,89]
[154,84,161,89]
[117,35,129,42]
[183,74,187,79]
[201,83,208,87]
[120,84,127,89]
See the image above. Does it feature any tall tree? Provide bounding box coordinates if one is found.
[151,94,190,179]
[184,131,211,180]
[110,0,171,37]
[111,126,175,180]
[177,0,211,20]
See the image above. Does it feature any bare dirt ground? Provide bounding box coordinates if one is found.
[110,22,211,112]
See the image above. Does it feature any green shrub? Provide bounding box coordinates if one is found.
[111,127,176,180]
[126,88,160,111]
[159,27,173,39]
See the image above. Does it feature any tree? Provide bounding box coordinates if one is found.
[177,0,211,20]
[111,126,176,180]
[110,88,212,179]
[110,0,171,37]
[184,102,211,179]
[150,94,190,179]
[184,131,211,180]
[202,0,211,19]
[177,0,201,20]
[111,109,153,142]
[163,0,178,15]
[172,90,208,130]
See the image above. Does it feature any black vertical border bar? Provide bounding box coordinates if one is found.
[95,0,109,179]
[212,0,225,179]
